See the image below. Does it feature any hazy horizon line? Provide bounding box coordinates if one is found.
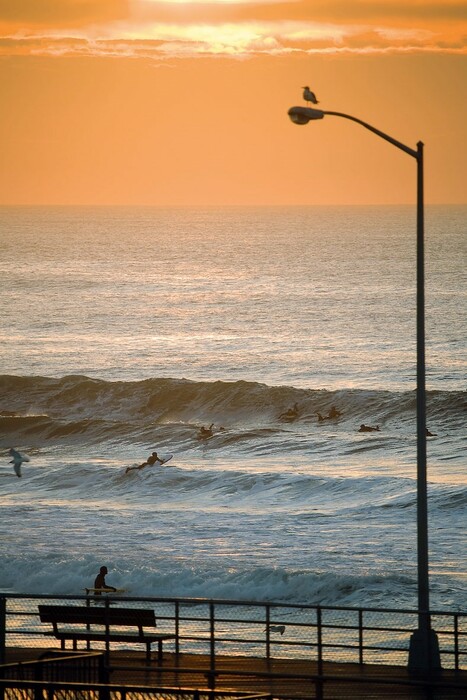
[1,202,466,209]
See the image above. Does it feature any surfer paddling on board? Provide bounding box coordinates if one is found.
[317,406,342,422]
[358,424,380,433]
[126,451,159,473]
[279,403,299,420]
[198,424,214,439]
[125,451,173,474]
[93,566,117,594]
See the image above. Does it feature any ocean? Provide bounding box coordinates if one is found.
[0,205,465,612]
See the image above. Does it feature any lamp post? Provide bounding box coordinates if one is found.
[287,104,441,673]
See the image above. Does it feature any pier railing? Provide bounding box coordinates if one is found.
[1,593,466,672]
[0,651,270,700]
[2,671,467,700]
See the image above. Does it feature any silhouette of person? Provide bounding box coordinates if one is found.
[426,428,437,437]
[317,406,341,422]
[198,424,214,438]
[94,566,117,594]
[358,424,380,433]
[125,451,160,474]
[279,403,299,420]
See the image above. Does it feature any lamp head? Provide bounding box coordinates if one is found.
[288,106,324,125]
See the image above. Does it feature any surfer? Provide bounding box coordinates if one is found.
[93,566,117,594]
[426,427,437,437]
[358,424,380,433]
[125,451,160,473]
[317,406,341,422]
[198,424,214,439]
[279,403,299,420]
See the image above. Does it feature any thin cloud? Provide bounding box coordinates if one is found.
[1,4,466,59]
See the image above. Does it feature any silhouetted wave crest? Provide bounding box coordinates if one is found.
[1,375,464,437]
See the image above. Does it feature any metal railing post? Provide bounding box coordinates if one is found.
[208,602,216,691]
[0,597,5,665]
[316,607,324,700]
[317,606,323,676]
[99,682,110,700]
[358,609,364,665]
[175,601,180,657]
[98,653,109,684]
[265,604,271,661]
[85,592,92,650]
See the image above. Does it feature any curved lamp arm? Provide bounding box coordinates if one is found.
[287,106,419,159]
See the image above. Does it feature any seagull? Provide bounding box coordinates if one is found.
[302,86,319,105]
[8,448,30,478]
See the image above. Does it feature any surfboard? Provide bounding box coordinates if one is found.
[144,454,173,468]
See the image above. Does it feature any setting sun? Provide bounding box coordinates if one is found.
[0,0,466,204]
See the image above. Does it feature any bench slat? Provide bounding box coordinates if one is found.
[52,631,175,642]
[39,605,156,627]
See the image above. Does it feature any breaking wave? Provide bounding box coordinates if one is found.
[0,375,464,448]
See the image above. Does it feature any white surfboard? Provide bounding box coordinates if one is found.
[159,454,173,466]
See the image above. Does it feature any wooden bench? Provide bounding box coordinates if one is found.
[38,605,175,665]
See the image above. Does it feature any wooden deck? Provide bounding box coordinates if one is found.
[4,647,467,698]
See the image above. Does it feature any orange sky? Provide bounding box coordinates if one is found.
[1,0,466,205]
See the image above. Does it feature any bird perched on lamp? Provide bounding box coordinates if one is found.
[302,86,319,104]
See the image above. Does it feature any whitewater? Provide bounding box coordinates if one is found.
[0,205,465,612]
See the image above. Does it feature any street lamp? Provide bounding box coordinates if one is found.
[288,104,441,673]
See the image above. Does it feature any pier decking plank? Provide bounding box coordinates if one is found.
[4,647,466,698]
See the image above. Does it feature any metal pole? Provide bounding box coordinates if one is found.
[408,142,440,672]
[416,141,429,621]
[208,602,216,691]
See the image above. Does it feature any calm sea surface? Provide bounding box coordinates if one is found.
[0,205,465,611]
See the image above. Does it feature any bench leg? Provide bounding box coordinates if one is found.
[145,641,163,666]
[158,640,163,666]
